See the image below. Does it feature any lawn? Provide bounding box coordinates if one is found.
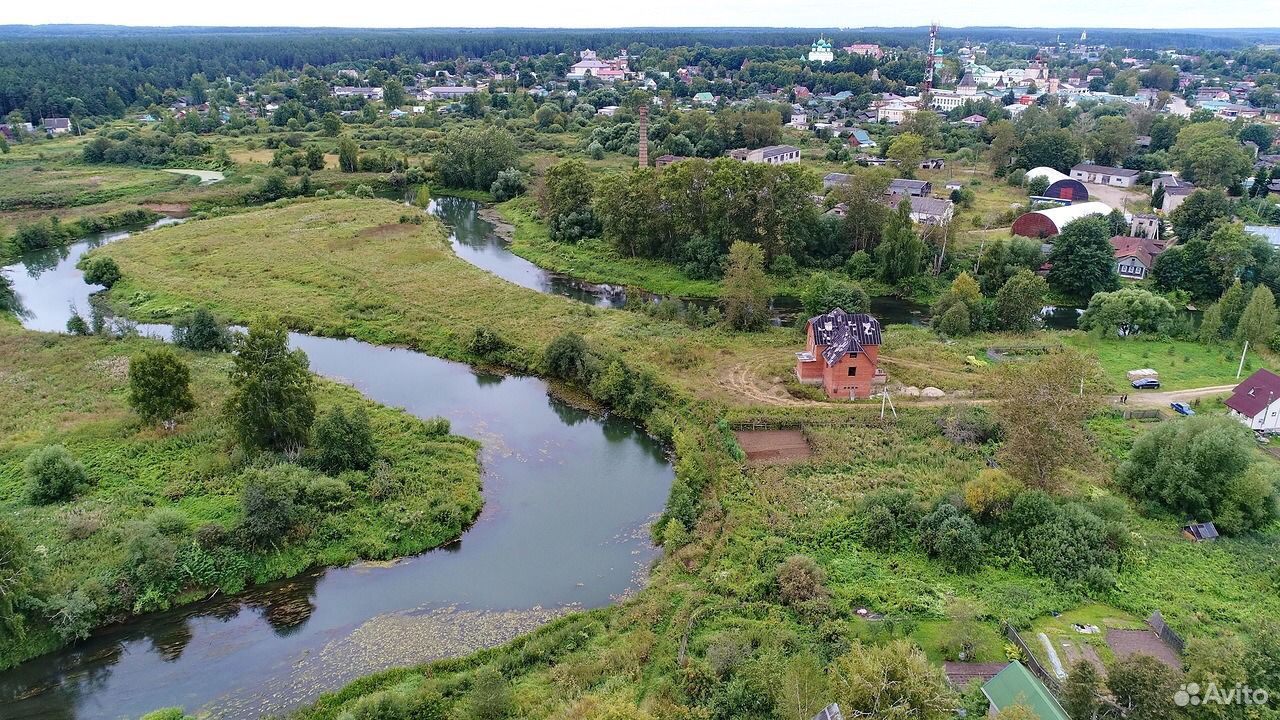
[1062,331,1267,391]
[96,195,825,408]
[0,159,189,213]
[0,322,481,669]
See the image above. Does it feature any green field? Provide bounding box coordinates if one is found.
[0,321,481,668]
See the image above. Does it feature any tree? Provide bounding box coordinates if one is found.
[239,465,302,547]
[337,136,359,173]
[876,199,925,284]
[1107,655,1181,720]
[0,271,15,312]
[1062,659,1103,720]
[1171,122,1253,188]
[320,112,342,137]
[887,132,925,171]
[543,158,597,242]
[1046,217,1120,301]
[932,272,983,335]
[79,256,121,288]
[173,308,232,352]
[1016,127,1082,172]
[0,517,34,642]
[435,126,520,191]
[24,445,88,505]
[1169,189,1232,243]
[995,349,1104,487]
[595,168,656,254]
[830,640,955,720]
[381,79,405,109]
[224,320,316,453]
[1078,288,1176,337]
[722,241,770,331]
[1087,116,1137,166]
[1234,284,1277,348]
[1118,415,1279,533]
[544,332,591,382]
[995,270,1048,333]
[466,666,513,720]
[311,406,376,474]
[1206,223,1259,287]
[489,167,526,201]
[800,273,869,318]
[127,348,196,426]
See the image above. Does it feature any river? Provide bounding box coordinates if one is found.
[425,196,1078,330]
[0,217,674,718]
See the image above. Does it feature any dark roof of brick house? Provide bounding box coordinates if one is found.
[1110,236,1168,267]
[807,308,881,366]
[1225,368,1280,417]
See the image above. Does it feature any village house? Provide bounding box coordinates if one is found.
[875,98,919,124]
[1110,236,1168,280]
[567,49,628,82]
[737,145,801,164]
[42,117,72,136]
[1226,369,1280,432]
[846,128,876,148]
[1130,213,1160,239]
[883,194,955,225]
[959,113,988,128]
[425,86,477,100]
[1152,174,1197,213]
[795,309,886,399]
[888,178,932,197]
[333,86,384,100]
[1246,225,1280,248]
[1070,163,1140,188]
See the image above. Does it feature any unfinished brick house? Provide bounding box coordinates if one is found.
[795,308,885,399]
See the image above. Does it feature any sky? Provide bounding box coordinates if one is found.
[0,0,1265,31]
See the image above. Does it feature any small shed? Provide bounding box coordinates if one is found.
[1126,368,1159,382]
[810,704,844,720]
[1182,522,1219,542]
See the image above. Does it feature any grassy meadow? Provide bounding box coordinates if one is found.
[0,321,481,668]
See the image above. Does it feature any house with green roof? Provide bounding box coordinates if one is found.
[981,662,1069,720]
[693,92,716,105]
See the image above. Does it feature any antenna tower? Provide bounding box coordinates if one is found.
[925,22,939,92]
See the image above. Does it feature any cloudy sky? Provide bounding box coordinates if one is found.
[1,0,1264,30]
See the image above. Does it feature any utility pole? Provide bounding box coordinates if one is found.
[1238,340,1250,379]
[880,389,898,419]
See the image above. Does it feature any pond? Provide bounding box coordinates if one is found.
[0,225,674,719]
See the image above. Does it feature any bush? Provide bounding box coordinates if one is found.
[421,416,451,436]
[777,554,828,605]
[465,327,512,360]
[238,465,307,546]
[490,168,527,202]
[24,445,88,504]
[171,308,232,352]
[935,302,971,336]
[304,475,353,510]
[544,331,592,382]
[148,508,190,536]
[127,348,196,426]
[963,469,1023,520]
[311,406,377,474]
[79,256,122,288]
[937,406,1003,445]
[194,523,230,549]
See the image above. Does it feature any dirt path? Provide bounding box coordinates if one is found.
[1122,384,1236,408]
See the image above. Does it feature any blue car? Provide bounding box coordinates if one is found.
[1170,402,1195,416]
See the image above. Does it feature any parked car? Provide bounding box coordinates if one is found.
[1170,402,1195,416]
[1132,377,1161,389]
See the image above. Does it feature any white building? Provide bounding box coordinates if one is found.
[876,99,919,123]
[1226,369,1280,432]
[1071,163,1140,188]
[808,38,835,64]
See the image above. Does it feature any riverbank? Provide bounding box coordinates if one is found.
[0,322,483,670]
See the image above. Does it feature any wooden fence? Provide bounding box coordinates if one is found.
[1004,625,1063,694]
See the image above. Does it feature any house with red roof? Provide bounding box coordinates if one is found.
[1109,236,1169,280]
[795,309,886,399]
[1225,369,1280,432]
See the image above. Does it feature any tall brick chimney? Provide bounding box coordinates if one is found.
[638,104,649,167]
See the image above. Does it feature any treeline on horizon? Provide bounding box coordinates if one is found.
[0,26,1275,118]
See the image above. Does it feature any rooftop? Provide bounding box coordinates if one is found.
[982,662,1069,720]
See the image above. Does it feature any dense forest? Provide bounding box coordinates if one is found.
[2,26,1278,117]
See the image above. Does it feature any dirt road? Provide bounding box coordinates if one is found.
[1120,384,1236,408]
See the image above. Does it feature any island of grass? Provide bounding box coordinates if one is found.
[0,321,481,669]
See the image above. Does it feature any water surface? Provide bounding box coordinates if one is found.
[0,220,673,719]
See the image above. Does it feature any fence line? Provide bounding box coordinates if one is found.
[1004,625,1063,695]
[1147,611,1186,655]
